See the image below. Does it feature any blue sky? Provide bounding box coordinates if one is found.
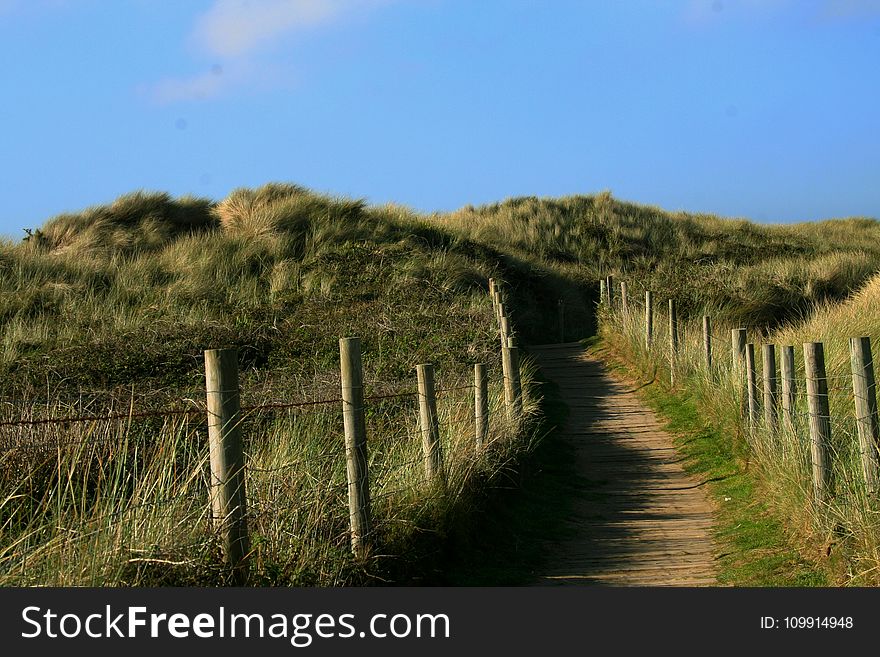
[1,0,879,238]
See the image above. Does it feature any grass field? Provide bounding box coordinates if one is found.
[598,271,880,585]
[0,184,585,585]
[3,183,879,585]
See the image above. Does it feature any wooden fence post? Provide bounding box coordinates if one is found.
[500,316,513,416]
[600,279,607,305]
[558,299,565,343]
[732,328,748,418]
[850,336,880,493]
[475,363,489,452]
[488,278,497,315]
[505,336,523,419]
[645,291,653,349]
[762,344,778,434]
[339,337,372,557]
[702,316,712,370]
[500,315,512,352]
[416,363,444,485]
[781,345,796,436]
[804,342,832,502]
[745,343,759,430]
[620,281,628,315]
[205,348,250,581]
[606,275,614,306]
[668,299,678,383]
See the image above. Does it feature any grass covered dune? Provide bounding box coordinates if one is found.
[3,181,880,586]
[439,191,880,328]
[0,183,587,586]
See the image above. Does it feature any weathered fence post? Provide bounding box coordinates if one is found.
[339,337,372,558]
[500,311,512,416]
[645,290,653,349]
[205,348,250,581]
[702,316,712,371]
[850,336,880,493]
[416,363,444,485]
[500,315,512,346]
[505,336,523,419]
[668,299,678,384]
[732,328,748,418]
[762,344,778,434]
[600,279,607,305]
[494,286,505,323]
[781,345,796,435]
[606,275,614,307]
[475,363,489,452]
[620,281,628,315]
[488,278,497,316]
[558,299,565,343]
[804,342,832,502]
[745,343,760,430]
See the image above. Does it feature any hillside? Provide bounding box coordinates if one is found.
[0,183,592,585]
[438,192,880,326]
[3,182,879,586]
[3,185,585,395]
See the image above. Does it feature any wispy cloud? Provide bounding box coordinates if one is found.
[141,60,297,104]
[194,0,372,58]
[145,65,231,105]
[142,0,393,105]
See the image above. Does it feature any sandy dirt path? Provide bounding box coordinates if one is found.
[530,343,718,586]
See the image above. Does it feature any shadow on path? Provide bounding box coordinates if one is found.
[528,343,717,586]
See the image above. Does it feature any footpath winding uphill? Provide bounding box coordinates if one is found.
[530,343,718,586]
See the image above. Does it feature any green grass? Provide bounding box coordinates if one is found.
[437,192,880,328]
[598,272,880,584]
[1,184,591,586]
[425,370,586,585]
[595,340,827,586]
[5,180,880,586]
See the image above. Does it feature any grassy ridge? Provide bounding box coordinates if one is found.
[438,192,880,327]
[0,184,589,585]
[4,183,880,586]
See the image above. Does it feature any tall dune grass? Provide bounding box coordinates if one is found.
[601,278,880,584]
[6,182,880,584]
[437,192,880,327]
[0,353,538,585]
[0,183,563,585]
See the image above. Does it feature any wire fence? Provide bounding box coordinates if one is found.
[0,277,533,584]
[597,281,880,514]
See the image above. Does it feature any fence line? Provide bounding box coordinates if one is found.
[601,278,880,507]
[1,277,529,580]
